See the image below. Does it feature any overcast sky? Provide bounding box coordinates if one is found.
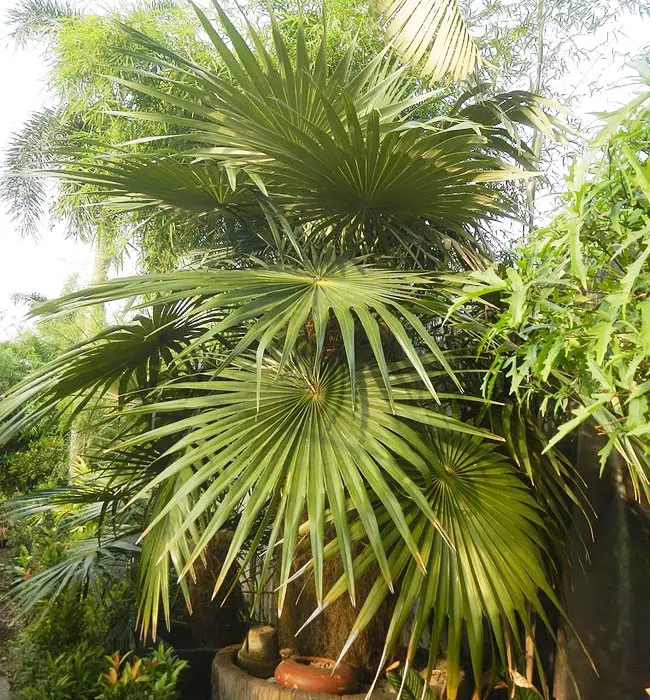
[0,0,649,338]
[0,0,95,338]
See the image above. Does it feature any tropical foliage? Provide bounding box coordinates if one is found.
[449,69,650,499]
[0,291,82,501]
[3,3,650,700]
[99,645,187,700]
[0,5,572,698]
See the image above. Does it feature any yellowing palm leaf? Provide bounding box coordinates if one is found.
[378,0,480,81]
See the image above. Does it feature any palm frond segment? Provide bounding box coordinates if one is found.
[377,0,480,81]
[115,359,499,622]
[40,4,545,258]
[30,256,462,404]
[0,300,212,443]
[308,431,552,700]
[51,157,250,216]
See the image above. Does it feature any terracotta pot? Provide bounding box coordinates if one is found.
[274,656,357,694]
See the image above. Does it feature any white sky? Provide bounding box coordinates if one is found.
[0,0,95,338]
[0,0,649,338]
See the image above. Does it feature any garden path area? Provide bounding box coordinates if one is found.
[0,547,16,700]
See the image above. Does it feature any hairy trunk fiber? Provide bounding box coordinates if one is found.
[277,554,391,673]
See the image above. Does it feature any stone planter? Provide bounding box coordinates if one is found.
[212,646,395,700]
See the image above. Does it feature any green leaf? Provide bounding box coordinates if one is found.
[311,431,553,700]
[506,269,528,326]
[112,359,496,626]
[29,256,454,407]
[640,300,650,354]
[543,396,612,453]
[567,214,588,289]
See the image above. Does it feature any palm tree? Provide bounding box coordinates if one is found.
[0,5,575,699]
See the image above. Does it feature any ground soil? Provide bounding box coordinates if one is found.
[0,547,17,700]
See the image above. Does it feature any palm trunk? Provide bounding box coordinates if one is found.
[525,0,545,233]
[68,224,111,479]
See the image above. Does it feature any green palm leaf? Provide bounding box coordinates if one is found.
[52,157,251,216]
[30,256,462,405]
[137,469,198,639]
[0,300,216,443]
[41,5,548,259]
[302,431,553,700]
[109,358,499,624]
[10,527,139,613]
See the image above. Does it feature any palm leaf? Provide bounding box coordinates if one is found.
[0,300,217,443]
[107,357,500,624]
[137,469,197,639]
[0,107,72,237]
[29,256,462,406]
[377,0,479,81]
[52,156,252,215]
[302,431,554,700]
[41,5,546,260]
[10,527,140,614]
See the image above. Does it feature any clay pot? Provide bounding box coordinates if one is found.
[274,656,357,694]
[236,625,281,678]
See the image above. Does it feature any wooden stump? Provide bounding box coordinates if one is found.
[212,646,394,700]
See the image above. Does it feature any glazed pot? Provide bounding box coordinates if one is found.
[274,656,357,695]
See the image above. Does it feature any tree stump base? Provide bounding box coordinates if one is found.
[212,646,394,700]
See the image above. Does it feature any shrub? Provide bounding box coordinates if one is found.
[9,591,110,694]
[9,592,185,700]
[9,510,73,582]
[98,644,188,700]
[18,641,105,700]
[0,434,67,496]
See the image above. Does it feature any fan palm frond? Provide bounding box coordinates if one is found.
[12,528,139,614]
[40,4,558,260]
[0,300,216,443]
[302,431,553,700]
[52,157,252,216]
[27,256,466,405]
[109,357,499,624]
[377,0,479,82]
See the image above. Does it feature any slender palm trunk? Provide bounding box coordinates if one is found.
[68,224,111,478]
[525,0,545,233]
